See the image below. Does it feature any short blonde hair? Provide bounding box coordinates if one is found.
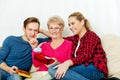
[47,16,64,27]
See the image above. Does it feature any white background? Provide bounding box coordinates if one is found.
[0,0,120,46]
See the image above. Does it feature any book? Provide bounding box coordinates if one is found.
[17,69,32,78]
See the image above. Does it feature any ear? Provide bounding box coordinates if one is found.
[60,26,64,31]
[81,19,84,26]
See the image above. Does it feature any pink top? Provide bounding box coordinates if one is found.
[32,39,72,71]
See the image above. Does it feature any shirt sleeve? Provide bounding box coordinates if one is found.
[37,37,51,44]
[0,37,11,64]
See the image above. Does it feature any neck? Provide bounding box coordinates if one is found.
[22,34,29,42]
[79,26,87,39]
[52,37,63,42]
[51,37,64,49]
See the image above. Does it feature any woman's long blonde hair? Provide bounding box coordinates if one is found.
[68,12,92,31]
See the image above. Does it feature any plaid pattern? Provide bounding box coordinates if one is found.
[65,30,108,77]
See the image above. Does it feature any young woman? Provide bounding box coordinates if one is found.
[48,12,108,80]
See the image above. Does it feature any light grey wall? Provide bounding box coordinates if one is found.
[0,0,120,45]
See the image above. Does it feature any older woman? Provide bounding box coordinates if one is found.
[30,16,72,80]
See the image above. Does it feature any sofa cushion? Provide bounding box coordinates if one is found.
[25,65,52,80]
[25,71,52,80]
[100,34,120,78]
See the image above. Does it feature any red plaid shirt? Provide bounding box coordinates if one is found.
[65,30,108,77]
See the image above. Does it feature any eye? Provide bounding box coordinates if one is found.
[68,22,74,27]
[71,22,74,25]
[68,23,70,26]
[49,27,53,30]
[55,27,60,30]
[34,29,38,32]
[28,28,32,31]
[48,27,61,31]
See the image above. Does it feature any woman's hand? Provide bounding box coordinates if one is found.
[54,60,73,79]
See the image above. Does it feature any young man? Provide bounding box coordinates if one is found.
[0,17,50,80]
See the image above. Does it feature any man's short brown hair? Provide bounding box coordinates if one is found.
[23,17,40,28]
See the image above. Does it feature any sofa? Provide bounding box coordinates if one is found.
[25,34,120,80]
[1,34,120,80]
[0,34,119,80]
[100,34,120,78]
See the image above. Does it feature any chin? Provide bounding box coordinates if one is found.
[52,36,57,39]
[72,32,77,36]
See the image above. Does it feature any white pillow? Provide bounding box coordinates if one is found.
[100,34,120,77]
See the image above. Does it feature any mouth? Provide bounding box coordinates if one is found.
[51,33,58,38]
[71,30,75,34]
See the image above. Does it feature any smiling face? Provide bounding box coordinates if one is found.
[48,23,63,39]
[68,16,84,36]
[47,16,64,39]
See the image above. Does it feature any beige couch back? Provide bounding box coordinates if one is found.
[100,34,120,78]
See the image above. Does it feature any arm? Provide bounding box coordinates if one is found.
[0,37,11,64]
[39,29,52,37]
[0,62,18,74]
[0,62,10,73]
[0,36,18,74]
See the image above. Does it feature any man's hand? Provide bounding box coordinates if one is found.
[28,38,38,48]
[0,62,18,75]
[9,66,18,75]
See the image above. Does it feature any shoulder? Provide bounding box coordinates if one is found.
[86,31,100,40]
[63,39,73,46]
[4,35,19,42]
[5,35,15,39]
[64,39,72,44]
[64,35,78,41]
[2,35,21,47]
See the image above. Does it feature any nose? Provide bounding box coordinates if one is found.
[52,29,57,33]
[69,25,72,29]
[31,30,36,36]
